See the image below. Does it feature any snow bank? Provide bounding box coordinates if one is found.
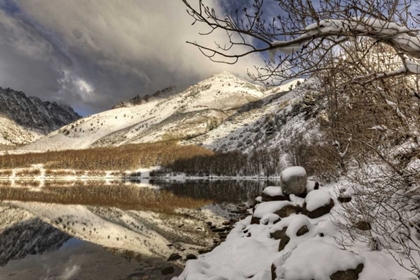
[175,180,417,280]
[275,240,364,280]
[174,217,279,279]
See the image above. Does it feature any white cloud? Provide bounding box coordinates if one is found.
[15,0,262,78]
[76,79,93,94]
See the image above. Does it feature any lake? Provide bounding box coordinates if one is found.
[0,179,277,279]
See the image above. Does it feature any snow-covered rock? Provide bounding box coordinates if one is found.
[305,189,331,212]
[270,214,315,251]
[302,189,334,219]
[306,180,320,193]
[175,182,417,280]
[260,213,281,225]
[261,186,289,201]
[273,240,364,280]
[252,201,301,224]
[280,166,307,195]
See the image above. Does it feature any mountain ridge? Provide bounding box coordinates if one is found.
[0,87,81,146]
[20,72,303,152]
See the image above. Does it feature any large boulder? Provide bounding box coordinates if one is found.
[306,180,320,193]
[280,166,307,195]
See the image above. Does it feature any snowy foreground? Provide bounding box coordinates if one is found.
[173,178,418,280]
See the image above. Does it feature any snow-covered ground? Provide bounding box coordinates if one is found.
[174,177,419,280]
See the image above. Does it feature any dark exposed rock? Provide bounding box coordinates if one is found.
[270,227,287,240]
[296,225,309,236]
[186,254,197,260]
[278,235,290,252]
[198,249,211,254]
[218,232,227,239]
[161,266,175,275]
[167,253,182,261]
[211,227,229,232]
[270,227,291,251]
[274,205,302,218]
[302,199,334,219]
[261,192,290,202]
[354,221,372,231]
[330,263,364,280]
[338,196,352,203]
[250,216,261,225]
[271,263,277,280]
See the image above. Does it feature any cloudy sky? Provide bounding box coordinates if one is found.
[0,0,265,115]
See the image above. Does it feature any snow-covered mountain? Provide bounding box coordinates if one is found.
[0,87,81,146]
[22,72,303,151]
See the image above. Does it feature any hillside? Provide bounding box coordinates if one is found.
[22,72,302,152]
[0,87,81,146]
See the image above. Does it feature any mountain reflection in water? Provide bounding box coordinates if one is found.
[0,179,278,279]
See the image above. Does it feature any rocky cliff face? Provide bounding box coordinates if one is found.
[112,86,176,109]
[0,87,81,145]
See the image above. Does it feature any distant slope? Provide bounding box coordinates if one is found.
[0,87,81,146]
[22,72,302,152]
[182,78,319,154]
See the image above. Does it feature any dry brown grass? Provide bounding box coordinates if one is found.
[0,182,212,213]
[45,169,75,177]
[87,170,107,177]
[0,170,12,177]
[14,169,41,177]
[74,170,87,176]
[0,141,213,170]
[109,171,125,177]
[14,180,40,188]
[44,180,76,188]
[0,180,11,187]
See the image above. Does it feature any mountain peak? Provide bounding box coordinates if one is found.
[211,71,237,79]
[111,86,176,109]
[0,87,81,135]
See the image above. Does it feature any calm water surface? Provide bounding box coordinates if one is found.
[0,180,277,280]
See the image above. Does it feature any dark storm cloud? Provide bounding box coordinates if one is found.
[0,0,262,115]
